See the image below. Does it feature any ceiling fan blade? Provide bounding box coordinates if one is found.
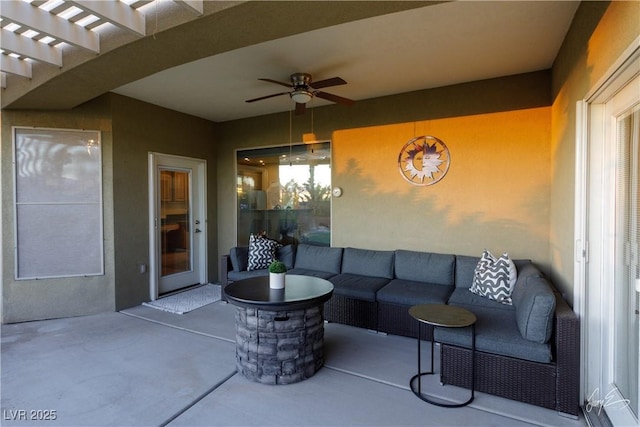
[259,78,293,88]
[245,92,290,103]
[315,91,354,106]
[309,77,347,89]
[295,102,306,115]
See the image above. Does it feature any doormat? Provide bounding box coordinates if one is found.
[143,284,221,315]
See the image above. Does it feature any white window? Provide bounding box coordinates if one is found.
[13,127,103,279]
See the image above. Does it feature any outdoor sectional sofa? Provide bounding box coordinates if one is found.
[220,243,580,416]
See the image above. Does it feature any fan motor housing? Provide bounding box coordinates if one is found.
[291,73,312,88]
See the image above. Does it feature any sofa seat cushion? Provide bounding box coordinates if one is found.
[287,268,337,280]
[377,279,453,306]
[433,305,552,363]
[294,244,343,274]
[447,288,515,312]
[329,273,391,302]
[342,247,394,279]
[395,250,455,285]
[228,269,268,282]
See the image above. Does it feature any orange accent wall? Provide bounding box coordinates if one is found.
[332,107,550,261]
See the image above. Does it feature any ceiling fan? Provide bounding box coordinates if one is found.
[245,72,355,115]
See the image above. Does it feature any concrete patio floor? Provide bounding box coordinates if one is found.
[2,301,587,426]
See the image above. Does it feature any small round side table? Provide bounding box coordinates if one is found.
[409,304,476,407]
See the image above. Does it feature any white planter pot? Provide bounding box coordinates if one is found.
[269,272,285,289]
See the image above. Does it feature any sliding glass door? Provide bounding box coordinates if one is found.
[612,103,639,422]
[236,142,331,247]
[584,72,639,426]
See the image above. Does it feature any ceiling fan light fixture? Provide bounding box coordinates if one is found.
[290,90,313,104]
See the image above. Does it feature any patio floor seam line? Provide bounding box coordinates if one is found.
[323,364,413,392]
[118,311,235,344]
[160,369,238,427]
[322,364,555,427]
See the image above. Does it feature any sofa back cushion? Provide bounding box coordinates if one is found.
[229,244,295,272]
[294,244,343,274]
[395,250,455,285]
[455,255,479,288]
[510,263,543,303]
[276,244,296,270]
[341,247,394,279]
[230,246,249,272]
[514,276,556,343]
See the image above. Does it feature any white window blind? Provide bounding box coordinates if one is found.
[614,106,639,417]
[14,127,103,279]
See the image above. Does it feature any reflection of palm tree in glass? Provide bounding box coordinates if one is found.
[282,167,330,212]
[280,164,331,244]
[282,179,306,208]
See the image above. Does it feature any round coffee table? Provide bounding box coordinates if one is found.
[225,275,334,385]
[409,303,476,407]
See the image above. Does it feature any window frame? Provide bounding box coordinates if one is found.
[12,126,104,280]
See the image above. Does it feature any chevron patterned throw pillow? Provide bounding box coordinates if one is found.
[247,234,281,271]
[469,250,518,305]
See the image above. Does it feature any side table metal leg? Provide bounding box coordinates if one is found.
[471,323,476,401]
[430,335,434,375]
[410,324,475,407]
[409,305,476,408]
[417,324,421,395]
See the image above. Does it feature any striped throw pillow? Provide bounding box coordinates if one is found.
[469,250,517,305]
[247,234,281,271]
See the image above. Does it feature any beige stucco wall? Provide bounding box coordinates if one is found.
[109,94,218,310]
[1,97,116,323]
[217,71,553,277]
[1,94,218,322]
[549,0,640,304]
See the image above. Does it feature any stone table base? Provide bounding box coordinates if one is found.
[235,305,325,384]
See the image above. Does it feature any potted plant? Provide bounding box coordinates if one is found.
[268,259,287,289]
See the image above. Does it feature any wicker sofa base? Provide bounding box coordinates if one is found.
[324,295,377,330]
[377,302,433,340]
[222,246,580,416]
[440,344,576,415]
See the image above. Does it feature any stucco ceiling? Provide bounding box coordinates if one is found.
[112,1,579,122]
[2,1,580,123]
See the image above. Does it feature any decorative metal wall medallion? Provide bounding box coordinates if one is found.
[398,135,451,186]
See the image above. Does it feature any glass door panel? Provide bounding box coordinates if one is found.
[613,106,639,419]
[160,169,191,277]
